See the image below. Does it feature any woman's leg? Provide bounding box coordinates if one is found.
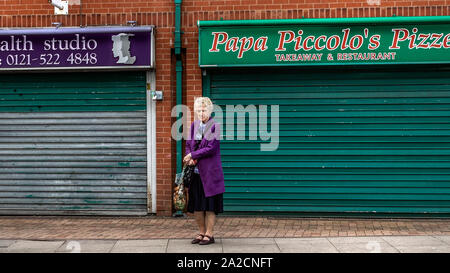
[194,211,206,238]
[204,211,216,238]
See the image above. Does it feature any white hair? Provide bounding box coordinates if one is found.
[194,97,213,113]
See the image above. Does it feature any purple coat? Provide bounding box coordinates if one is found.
[185,118,225,197]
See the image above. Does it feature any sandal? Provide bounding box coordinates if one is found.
[191,234,204,244]
[199,235,215,245]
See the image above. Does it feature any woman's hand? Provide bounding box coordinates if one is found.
[188,159,197,166]
[183,153,192,163]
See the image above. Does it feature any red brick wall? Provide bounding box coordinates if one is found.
[0,0,176,216]
[0,0,449,216]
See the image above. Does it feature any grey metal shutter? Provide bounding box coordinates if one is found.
[0,71,148,215]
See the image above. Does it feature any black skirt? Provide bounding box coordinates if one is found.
[187,173,223,215]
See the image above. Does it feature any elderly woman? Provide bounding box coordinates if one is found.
[183,97,225,245]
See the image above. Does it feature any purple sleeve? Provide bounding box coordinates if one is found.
[190,138,219,160]
[185,141,192,156]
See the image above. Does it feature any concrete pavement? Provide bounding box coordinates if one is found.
[1,235,450,253]
[1,216,450,253]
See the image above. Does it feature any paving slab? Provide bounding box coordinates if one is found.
[327,236,399,253]
[111,245,167,253]
[382,236,448,247]
[223,243,280,253]
[111,239,168,253]
[56,240,116,253]
[0,240,15,248]
[275,238,338,253]
[332,243,399,253]
[395,245,450,253]
[222,238,279,253]
[167,239,223,253]
[0,241,15,254]
[433,236,450,245]
[7,240,64,253]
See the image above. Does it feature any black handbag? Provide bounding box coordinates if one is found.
[183,164,195,188]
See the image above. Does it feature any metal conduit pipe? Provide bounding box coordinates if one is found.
[174,0,183,174]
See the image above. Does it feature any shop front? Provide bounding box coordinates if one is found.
[198,16,450,217]
[0,27,156,215]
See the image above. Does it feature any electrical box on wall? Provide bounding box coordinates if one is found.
[152,91,163,101]
[51,0,69,15]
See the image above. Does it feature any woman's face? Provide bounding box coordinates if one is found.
[195,104,210,123]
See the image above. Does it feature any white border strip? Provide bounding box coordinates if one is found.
[146,70,157,214]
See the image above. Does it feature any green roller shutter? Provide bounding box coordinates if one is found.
[0,71,148,215]
[206,65,450,217]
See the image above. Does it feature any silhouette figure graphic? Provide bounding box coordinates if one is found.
[112,33,137,64]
